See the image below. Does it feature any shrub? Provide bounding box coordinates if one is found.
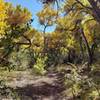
[33,56,47,75]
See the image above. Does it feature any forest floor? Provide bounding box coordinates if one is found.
[0,63,100,100]
[0,68,70,100]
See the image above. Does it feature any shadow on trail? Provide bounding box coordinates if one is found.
[15,81,65,100]
[0,70,68,99]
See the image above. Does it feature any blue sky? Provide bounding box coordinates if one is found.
[5,0,55,32]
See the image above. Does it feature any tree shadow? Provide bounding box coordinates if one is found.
[15,79,65,100]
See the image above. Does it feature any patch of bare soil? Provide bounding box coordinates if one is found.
[2,70,67,100]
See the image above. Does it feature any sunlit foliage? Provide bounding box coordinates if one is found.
[37,4,57,26]
[7,5,32,26]
[0,0,8,37]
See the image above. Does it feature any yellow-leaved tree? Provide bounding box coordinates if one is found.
[7,4,32,26]
[0,0,8,37]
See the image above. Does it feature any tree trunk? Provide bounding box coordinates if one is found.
[80,28,93,65]
[79,36,85,60]
[43,25,47,56]
[88,0,100,24]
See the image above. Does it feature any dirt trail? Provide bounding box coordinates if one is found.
[4,70,66,100]
[6,71,57,88]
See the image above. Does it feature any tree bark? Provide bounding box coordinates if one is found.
[80,28,93,65]
[79,36,85,60]
[88,0,100,24]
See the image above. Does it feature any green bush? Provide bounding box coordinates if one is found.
[33,56,47,75]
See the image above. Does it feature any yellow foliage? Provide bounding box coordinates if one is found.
[64,0,90,12]
[46,31,75,50]
[24,29,37,39]
[57,10,82,31]
[7,5,32,26]
[82,15,97,43]
[80,0,90,6]
[37,5,57,25]
[0,0,8,37]
[67,36,75,48]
